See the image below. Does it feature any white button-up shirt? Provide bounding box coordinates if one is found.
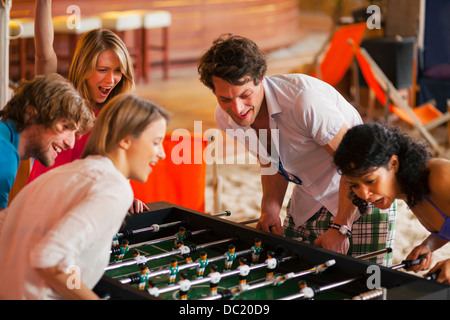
[215,74,362,226]
[0,156,133,299]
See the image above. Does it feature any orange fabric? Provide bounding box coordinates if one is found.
[311,23,366,86]
[391,103,443,125]
[130,133,207,212]
[354,46,443,125]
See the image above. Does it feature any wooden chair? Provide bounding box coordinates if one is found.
[351,41,450,157]
[140,10,172,82]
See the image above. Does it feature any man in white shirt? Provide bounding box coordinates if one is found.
[198,34,396,265]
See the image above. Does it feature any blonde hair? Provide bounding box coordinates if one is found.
[1,73,93,134]
[82,93,169,158]
[68,29,135,109]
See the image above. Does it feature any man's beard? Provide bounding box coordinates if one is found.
[26,136,55,167]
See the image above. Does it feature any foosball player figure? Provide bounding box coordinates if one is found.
[299,280,315,300]
[133,249,147,267]
[273,272,295,286]
[196,251,209,278]
[237,257,250,289]
[173,226,188,248]
[147,280,160,297]
[224,244,236,271]
[230,258,250,296]
[265,251,277,281]
[313,259,336,274]
[138,264,150,291]
[251,238,263,264]
[209,264,221,296]
[112,233,119,247]
[115,239,129,262]
[178,272,191,300]
[168,258,179,286]
[174,240,193,264]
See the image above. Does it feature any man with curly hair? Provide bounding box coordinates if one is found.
[0,74,93,209]
[198,34,397,266]
[334,122,450,283]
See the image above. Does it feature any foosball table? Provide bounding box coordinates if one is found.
[94,202,450,300]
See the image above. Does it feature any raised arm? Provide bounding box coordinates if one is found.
[34,0,58,75]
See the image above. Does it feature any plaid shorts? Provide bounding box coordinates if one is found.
[283,201,397,266]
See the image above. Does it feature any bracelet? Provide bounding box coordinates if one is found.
[328,222,352,237]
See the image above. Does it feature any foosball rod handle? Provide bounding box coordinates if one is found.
[391,254,428,270]
[424,270,441,281]
[211,210,231,217]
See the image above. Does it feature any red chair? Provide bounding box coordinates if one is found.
[130,132,208,212]
[309,23,367,86]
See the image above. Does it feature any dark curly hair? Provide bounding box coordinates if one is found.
[333,122,431,215]
[198,33,267,92]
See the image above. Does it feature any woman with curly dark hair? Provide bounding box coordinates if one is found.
[334,122,450,284]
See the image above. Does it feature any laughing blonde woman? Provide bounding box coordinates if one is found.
[29,1,149,212]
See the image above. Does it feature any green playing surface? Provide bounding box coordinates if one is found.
[105,234,352,300]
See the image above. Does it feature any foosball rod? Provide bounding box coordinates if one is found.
[211,210,232,217]
[278,275,364,300]
[106,237,238,271]
[201,259,336,300]
[153,255,296,297]
[118,220,184,238]
[109,228,211,254]
[203,248,390,300]
[237,218,259,225]
[390,253,441,281]
[351,288,387,300]
[119,248,254,284]
[280,254,431,300]
[117,210,230,238]
[127,213,257,251]
[116,212,255,254]
[117,210,231,238]
[356,248,392,260]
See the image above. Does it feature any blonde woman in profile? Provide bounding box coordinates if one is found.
[0,93,169,299]
[29,1,148,212]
